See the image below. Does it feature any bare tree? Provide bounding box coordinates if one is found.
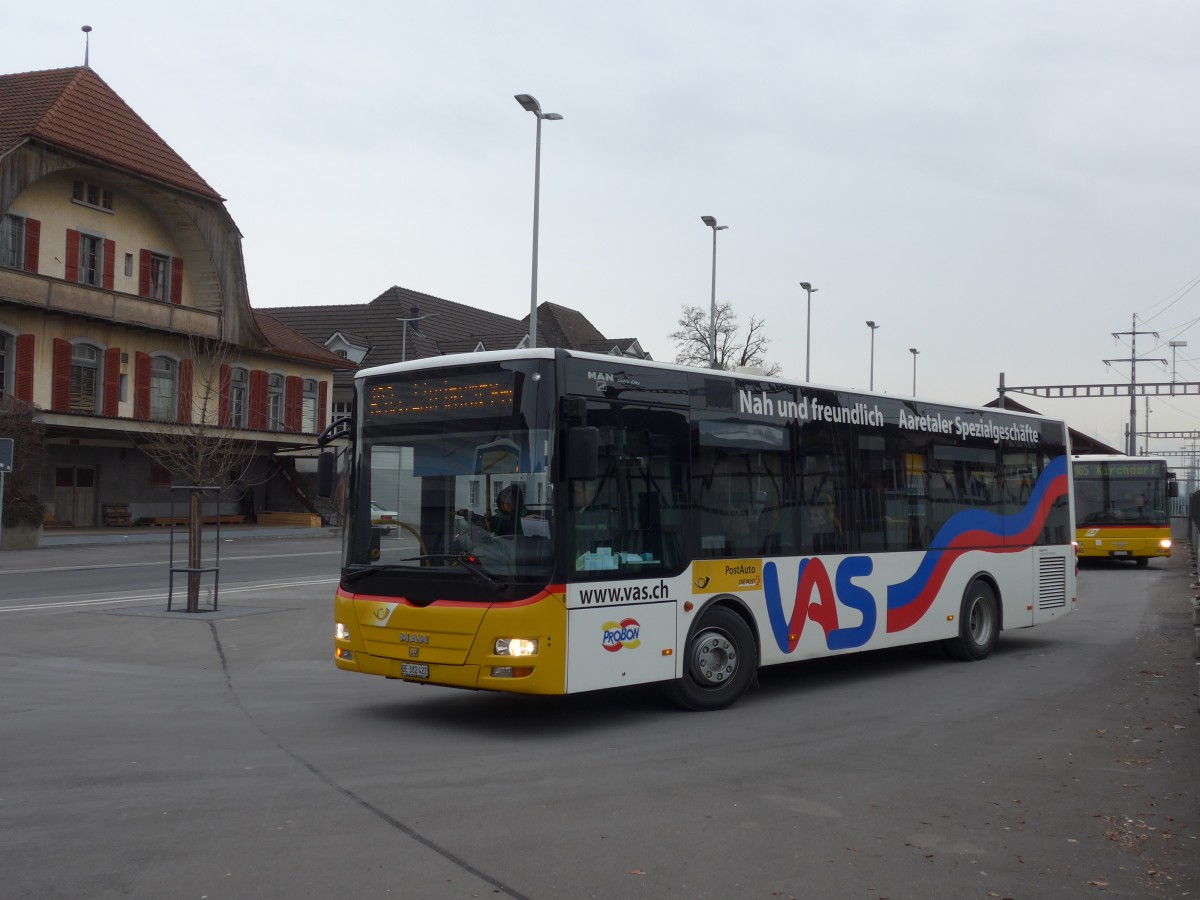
[670,303,782,375]
[0,397,47,533]
[136,336,262,612]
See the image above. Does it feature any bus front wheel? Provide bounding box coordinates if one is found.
[665,606,755,711]
[943,581,999,661]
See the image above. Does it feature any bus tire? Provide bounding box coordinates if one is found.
[1136,557,1149,567]
[943,581,999,662]
[665,606,755,711]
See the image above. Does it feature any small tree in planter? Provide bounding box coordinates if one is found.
[0,398,47,546]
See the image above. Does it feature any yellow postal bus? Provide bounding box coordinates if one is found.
[1073,454,1176,566]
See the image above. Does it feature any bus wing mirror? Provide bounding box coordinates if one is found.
[317,451,336,499]
[1168,479,1179,499]
[566,427,599,480]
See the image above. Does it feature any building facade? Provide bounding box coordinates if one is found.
[0,66,349,531]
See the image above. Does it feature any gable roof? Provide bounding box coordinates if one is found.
[535,301,608,348]
[267,286,652,386]
[267,285,534,373]
[252,311,355,370]
[0,66,221,200]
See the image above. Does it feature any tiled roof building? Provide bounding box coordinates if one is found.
[267,289,651,399]
[0,66,349,537]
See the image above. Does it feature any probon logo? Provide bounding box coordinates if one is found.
[601,618,641,652]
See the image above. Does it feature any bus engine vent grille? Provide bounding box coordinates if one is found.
[1037,556,1068,609]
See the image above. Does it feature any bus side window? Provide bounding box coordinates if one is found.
[798,424,849,556]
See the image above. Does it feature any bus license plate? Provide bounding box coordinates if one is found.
[401,663,429,679]
[1111,550,1130,557]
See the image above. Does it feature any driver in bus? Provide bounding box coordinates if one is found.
[458,484,527,536]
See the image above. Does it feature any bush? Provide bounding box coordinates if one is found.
[2,493,44,529]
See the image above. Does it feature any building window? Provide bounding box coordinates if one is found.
[124,253,133,277]
[150,356,177,421]
[71,343,101,414]
[333,400,351,417]
[0,330,10,398]
[1,215,26,269]
[230,367,249,428]
[149,253,170,300]
[301,378,318,433]
[268,373,285,432]
[79,234,103,286]
[72,180,114,211]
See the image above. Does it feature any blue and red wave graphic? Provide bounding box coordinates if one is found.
[763,456,1070,652]
[885,455,1069,632]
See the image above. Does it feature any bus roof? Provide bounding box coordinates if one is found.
[356,348,1066,425]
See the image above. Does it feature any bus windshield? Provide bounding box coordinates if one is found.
[1074,460,1168,527]
[343,360,555,597]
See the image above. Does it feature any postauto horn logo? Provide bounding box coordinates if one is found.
[601,618,641,652]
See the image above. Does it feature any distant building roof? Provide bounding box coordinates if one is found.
[267,286,650,387]
[252,311,355,369]
[0,66,222,200]
[534,302,608,348]
[984,395,1123,455]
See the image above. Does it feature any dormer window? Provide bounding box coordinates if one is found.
[72,180,114,212]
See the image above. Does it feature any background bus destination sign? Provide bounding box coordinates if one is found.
[367,372,516,421]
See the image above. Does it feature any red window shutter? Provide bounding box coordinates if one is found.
[138,250,151,297]
[284,375,302,432]
[103,347,121,416]
[248,369,268,430]
[218,364,231,427]
[102,239,115,290]
[65,230,80,282]
[170,257,184,304]
[51,338,72,411]
[177,359,193,423]
[14,334,35,402]
[133,352,152,420]
[318,380,328,432]
[23,219,40,272]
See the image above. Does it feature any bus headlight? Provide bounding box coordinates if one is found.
[1160,538,1172,550]
[495,637,538,657]
[335,622,352,641]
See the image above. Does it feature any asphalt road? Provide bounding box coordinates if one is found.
[1,537,1197,899]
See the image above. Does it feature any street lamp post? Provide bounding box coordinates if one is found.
[866,320,879,390]
[800,282,818,380]
[701,216,728,368]
[909,347,920,395]
[515,94,562,349]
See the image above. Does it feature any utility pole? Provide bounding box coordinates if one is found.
[1104,314,1165,456]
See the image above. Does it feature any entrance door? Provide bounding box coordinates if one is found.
[54,467,96,526]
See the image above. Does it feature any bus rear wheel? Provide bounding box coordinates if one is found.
[665,606,755,711]
[943,581,999,661]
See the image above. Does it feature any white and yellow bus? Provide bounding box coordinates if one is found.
[319,350,1076,710]
[1073,455,1176,566]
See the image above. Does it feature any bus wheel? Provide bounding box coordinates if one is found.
[665,607,755,711]
[1135,557,1149,567]
[943,581,999,662]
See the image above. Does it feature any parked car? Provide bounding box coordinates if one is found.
[370,501,398,531]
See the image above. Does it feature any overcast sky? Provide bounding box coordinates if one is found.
[8,1,1200,459]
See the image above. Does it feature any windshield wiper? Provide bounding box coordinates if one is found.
[341,564,413,585]
[404,553,508,592]
[340,555,508,593]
